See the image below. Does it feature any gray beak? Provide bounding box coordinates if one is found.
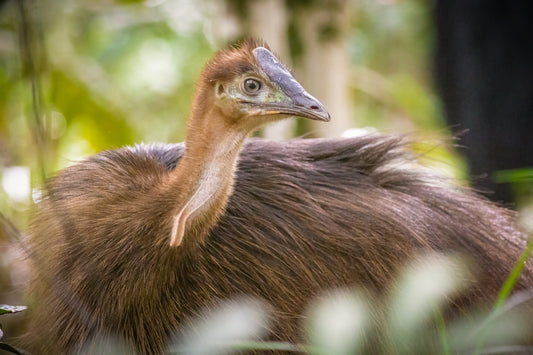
[253,47,331,122]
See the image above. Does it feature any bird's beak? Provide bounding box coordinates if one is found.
[253,47,331,122]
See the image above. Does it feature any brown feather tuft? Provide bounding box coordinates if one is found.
[202,38,274,83]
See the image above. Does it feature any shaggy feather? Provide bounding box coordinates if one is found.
[22,135,532,354]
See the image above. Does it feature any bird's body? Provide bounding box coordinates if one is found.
[22,40,532,354]
[24,137,533,354]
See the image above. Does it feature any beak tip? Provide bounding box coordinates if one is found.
[317,115,331,122]
[303,107,330,122]
[315,108,331,122]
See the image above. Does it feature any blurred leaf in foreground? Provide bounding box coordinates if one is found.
[306,289,368,355]
[169,297,269,355]
[0,305,26,316]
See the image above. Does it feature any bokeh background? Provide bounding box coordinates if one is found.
[0,0,532,344]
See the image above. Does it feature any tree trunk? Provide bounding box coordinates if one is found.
[294,0,352,138]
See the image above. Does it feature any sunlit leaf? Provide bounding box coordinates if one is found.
[0,305,27,315]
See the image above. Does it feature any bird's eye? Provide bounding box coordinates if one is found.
[243,78,261,95]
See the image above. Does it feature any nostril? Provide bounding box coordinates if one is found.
[310,105,319,110]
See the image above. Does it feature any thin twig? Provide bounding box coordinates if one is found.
[14,0,48,183]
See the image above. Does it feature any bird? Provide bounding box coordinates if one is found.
[21,39,532,354]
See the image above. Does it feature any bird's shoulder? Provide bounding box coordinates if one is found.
[44,143,185,202]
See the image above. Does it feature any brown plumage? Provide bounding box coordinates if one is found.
[21,40,532,354]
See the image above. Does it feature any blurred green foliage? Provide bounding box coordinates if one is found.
[494,168,533,210]
[350,0,437,127]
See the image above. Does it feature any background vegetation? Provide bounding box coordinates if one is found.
[0,0,531,352]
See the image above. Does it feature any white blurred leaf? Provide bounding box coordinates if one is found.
[388,254,468,337]
[171,297,268,355]
[306,289,368,355]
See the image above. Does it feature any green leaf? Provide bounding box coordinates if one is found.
[493,168,533,183]
[0,305,27,315]
[494,233,533,309]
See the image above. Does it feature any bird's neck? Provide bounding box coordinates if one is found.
[166,106,249,248]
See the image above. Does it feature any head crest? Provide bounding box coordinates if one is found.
[202,39,274,83]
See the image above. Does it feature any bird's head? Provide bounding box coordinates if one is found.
[169,40,330,249]
[195,39,330,130]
